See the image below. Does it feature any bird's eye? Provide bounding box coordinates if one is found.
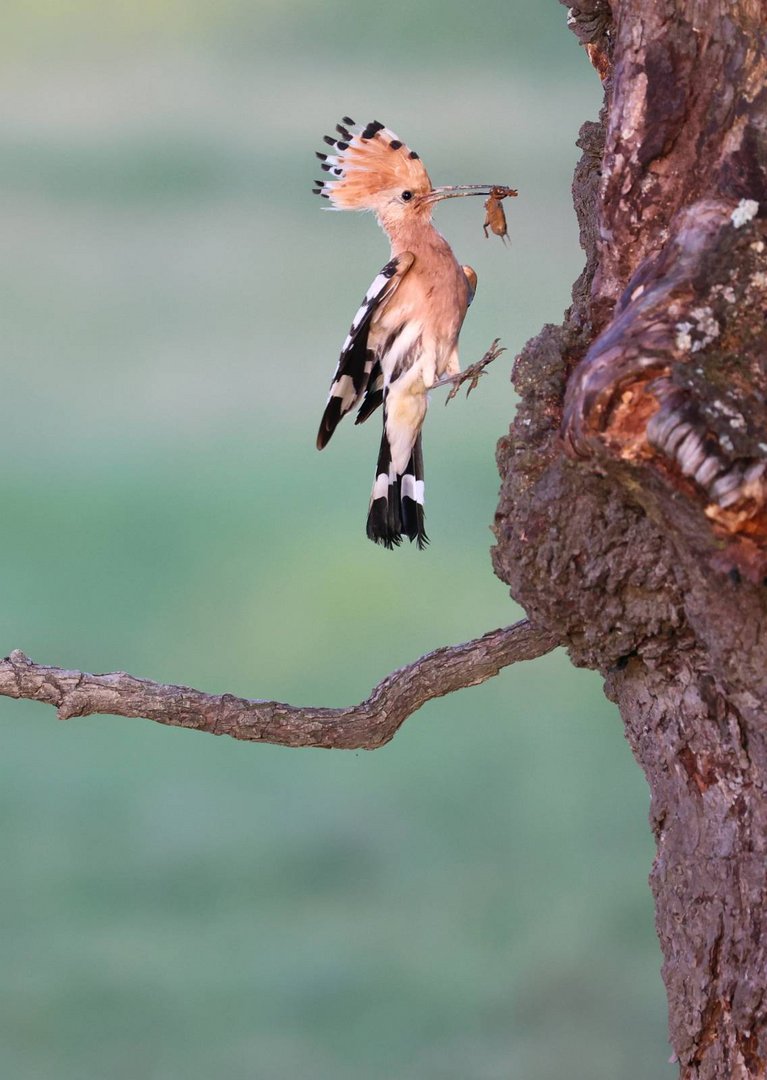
[401,190,413,202]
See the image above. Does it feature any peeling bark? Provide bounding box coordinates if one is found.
[492,2,767,1074]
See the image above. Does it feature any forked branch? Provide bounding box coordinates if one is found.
[0,620,558,749]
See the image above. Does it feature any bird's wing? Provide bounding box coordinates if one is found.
[462,264,478,306]
[354,359,383,426]
[316,252,415,450]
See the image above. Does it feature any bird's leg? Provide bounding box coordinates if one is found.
[436,339,506,405]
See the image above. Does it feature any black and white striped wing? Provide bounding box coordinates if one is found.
[316,252,414,450]
[354,358,383,426]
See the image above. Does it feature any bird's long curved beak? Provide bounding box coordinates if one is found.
[422,185,499,204]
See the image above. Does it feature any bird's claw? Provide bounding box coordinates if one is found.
[442,339,505,405]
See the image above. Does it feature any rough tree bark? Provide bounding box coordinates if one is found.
[492,1,767,1075]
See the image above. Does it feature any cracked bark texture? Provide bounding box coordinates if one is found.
[492,2,767,1076]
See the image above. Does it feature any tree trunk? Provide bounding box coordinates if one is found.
[492,2,767,1075]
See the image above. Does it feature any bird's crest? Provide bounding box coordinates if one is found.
[313,118,432,209]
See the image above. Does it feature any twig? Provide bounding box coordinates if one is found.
[0,620,558,750]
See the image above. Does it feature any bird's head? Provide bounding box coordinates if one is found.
[313,119,499,234]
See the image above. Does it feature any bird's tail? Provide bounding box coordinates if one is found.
[366,430,428,550]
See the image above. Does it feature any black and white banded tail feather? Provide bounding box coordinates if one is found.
[316,252,414,450]
[366,429,428,550]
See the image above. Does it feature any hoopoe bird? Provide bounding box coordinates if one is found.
[313,117,506,550]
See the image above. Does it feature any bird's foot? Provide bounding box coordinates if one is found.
[438,339,506,405]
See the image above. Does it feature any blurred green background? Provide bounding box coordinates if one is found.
[0,2,669,1078]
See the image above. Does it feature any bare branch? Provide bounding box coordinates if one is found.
[0,621,558,750]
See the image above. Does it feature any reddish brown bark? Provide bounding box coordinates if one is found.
[492,2,767,1075]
